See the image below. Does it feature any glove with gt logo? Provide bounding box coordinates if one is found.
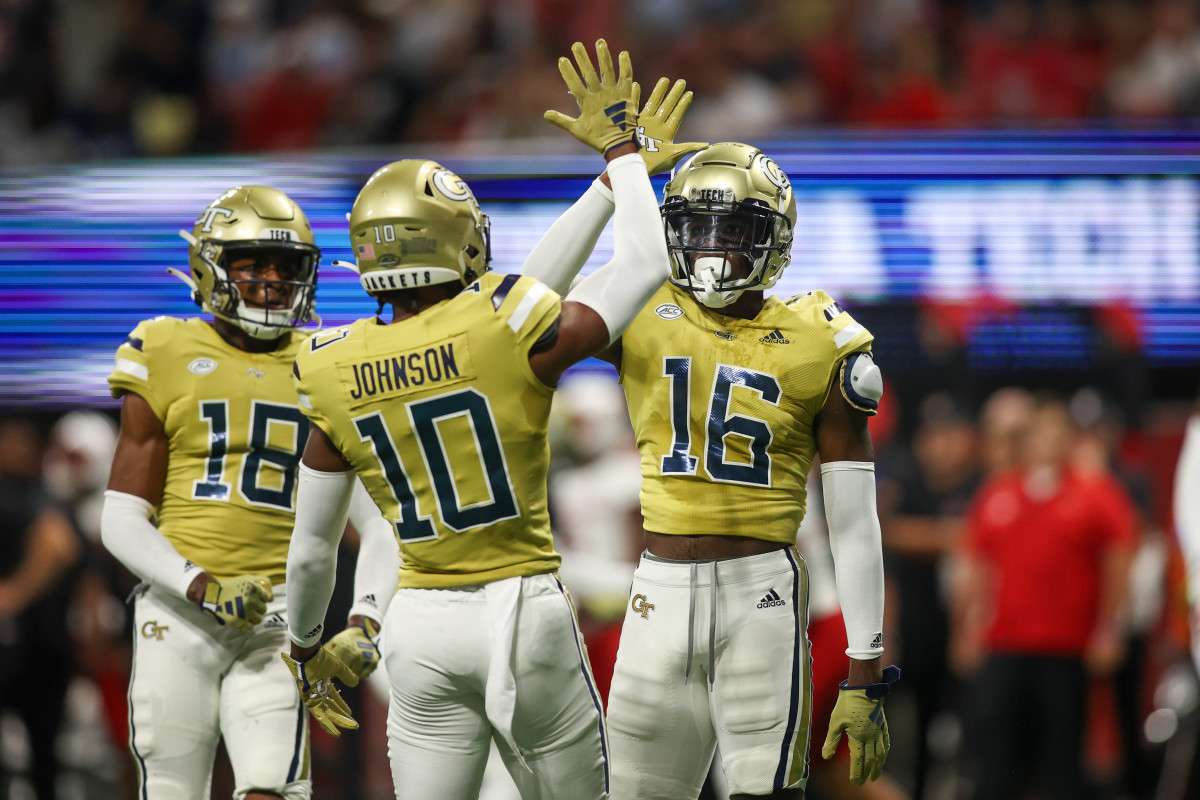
[199,574,273,632]
[325,618,382,680]
[544,39,640,155]
[632,77,708,176]
[822,665,901,785]
[281,646,361,736]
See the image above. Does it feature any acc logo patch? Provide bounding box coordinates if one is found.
[188,358,218,375]
[655,303,684,320]
[431,169,473,202]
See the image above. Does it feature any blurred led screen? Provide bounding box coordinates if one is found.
[2,132,1199,408]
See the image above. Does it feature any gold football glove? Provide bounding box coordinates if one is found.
[199,574,273,632]
[544,39,640,155]
[325,619,381,681]
[822,665,901,785]
[633,77,707,176]
[281,647,361,737]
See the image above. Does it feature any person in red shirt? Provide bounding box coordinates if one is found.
[951,393,1136,800]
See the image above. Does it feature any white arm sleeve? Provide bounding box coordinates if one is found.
[286,464,355,647]
[101,490,204,599]
[1176,416,1200,607]
[565,153,669,343]
[820,461,886,659]
[346,479,400,626]
[520,178,614,295]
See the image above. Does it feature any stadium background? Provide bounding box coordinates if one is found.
[2,0,1200,798]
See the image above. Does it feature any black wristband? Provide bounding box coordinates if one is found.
[838,664,902,699]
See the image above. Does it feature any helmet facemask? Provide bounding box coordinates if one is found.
[663,193,793,309]
[202,241,319,338]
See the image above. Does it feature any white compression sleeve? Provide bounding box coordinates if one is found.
[820,461,886,659]
[521,178,614,295]
[101,490,204,599]
[286,464,355,647]
[346,479,400,626]
[1176,416,1200,607]
[566,153,669,342]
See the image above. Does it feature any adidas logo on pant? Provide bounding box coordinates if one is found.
[757,589,786,608]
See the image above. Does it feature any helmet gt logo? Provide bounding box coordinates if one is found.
[432,169,472,202]
[754,154,791,194]
[196,206,234,233]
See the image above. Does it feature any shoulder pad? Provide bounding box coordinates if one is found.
[840,351,882,415]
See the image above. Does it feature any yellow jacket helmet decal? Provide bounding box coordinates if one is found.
[662,142,796,308]
[174,185,320,339]
[341,160,491,296]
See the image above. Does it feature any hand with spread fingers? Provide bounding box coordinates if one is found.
[822,665,901,785]
[199,574,273,632]
[325,618,382,680]
[544,39,640,155]
[633,77,708,176]
[281,646,361,736]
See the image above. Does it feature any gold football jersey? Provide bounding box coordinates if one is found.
[108,317,309,583]
[294,273,563,589]
[620,283,874,543]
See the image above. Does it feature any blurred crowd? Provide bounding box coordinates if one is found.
[4,0,1200,167]
[2,375,1198,799]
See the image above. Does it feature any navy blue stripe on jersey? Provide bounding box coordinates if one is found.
[555,575,610,794]
[128,616,150,799]
[774,548,803,791]
[491,274,520,310]
[823,302,844,321]
[293,361,301,379]
[124,335,144,351]
[286,700,305,782]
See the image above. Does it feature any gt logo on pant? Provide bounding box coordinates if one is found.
[631,594,655,619]
[141,621,169,640]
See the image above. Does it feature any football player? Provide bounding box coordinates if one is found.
[281,40,668,800]
[521,142,900,799]
[101,185,400,800]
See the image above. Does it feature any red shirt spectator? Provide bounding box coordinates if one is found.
[964,467,1138,656]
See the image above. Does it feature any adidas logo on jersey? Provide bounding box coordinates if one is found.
[759,329,790,344]
[262,613,286,630]
[758,589,786,608]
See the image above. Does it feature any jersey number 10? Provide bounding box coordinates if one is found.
[354,388,519,543]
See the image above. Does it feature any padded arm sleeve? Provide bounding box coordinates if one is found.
[1176,416,1200,606]
[101,490,203,600]
[286,464,355,647]
[346,479,400,625]
[566,153,669,343]
[520,178,615,295]
[820,461,886,659]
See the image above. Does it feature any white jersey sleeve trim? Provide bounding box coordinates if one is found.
[114,358,149,381]
[507,281,550,334]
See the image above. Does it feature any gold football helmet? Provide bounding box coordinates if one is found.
[174,186,320,339]
[337,160,491,296]
[661,142,796,308]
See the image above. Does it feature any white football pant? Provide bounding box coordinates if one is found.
[607,548,813,798]
[128,585,309,799]
[381,572,609,799]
